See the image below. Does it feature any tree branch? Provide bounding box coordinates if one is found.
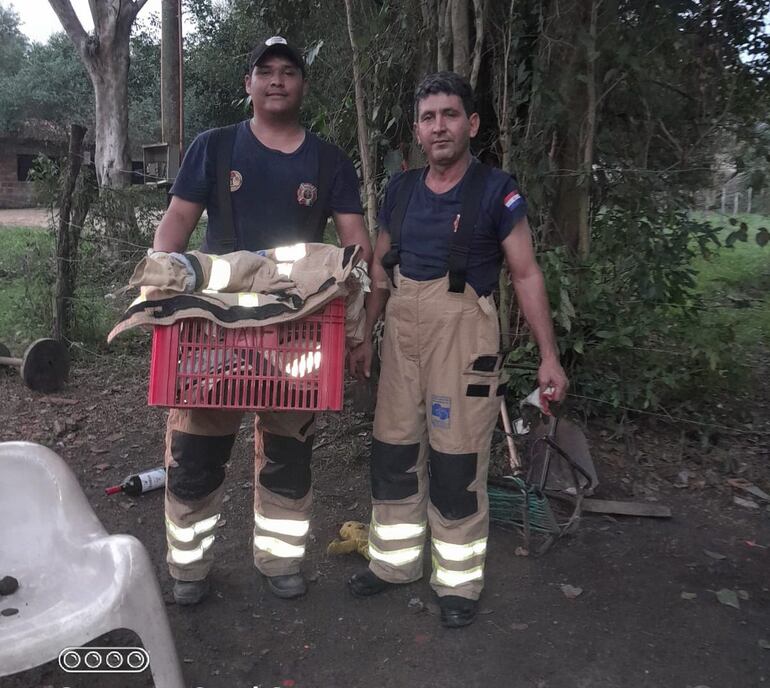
[48,0,89,55]
[122,0,150,23]
[657,117,684,157]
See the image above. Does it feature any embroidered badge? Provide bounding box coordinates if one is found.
[297,182,317,207]
[431,395,451,429]
[230,170,242,192]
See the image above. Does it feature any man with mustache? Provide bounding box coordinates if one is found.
[348,71,568,628]
[152,36,371,605]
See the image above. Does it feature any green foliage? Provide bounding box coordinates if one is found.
[505,207,738,414]
[691,213,770,348]
[0,15,161,147]
[4,156,167,351]
[0,5,28,76]
[128,15,163,146]
[183,0,267,133]
[0,5,30,130]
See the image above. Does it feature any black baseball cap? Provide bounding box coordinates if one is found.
[248,36,306,75]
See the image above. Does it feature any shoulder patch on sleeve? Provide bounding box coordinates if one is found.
[503,189,524,211]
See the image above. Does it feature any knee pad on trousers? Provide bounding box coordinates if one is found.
[168,431,236,500]
[371,438,419,500]
[428,447,478,520]
[259,432,313,500]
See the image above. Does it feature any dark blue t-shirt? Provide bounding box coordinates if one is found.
[377,161,528,296]
[170,121,363,252]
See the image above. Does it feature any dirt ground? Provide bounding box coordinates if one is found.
[1,341,769,688]
[0,208,51,229]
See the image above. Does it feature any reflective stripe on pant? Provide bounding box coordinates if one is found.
[252,410,315,576]
[164,407,314,581]
[369,271,502,600]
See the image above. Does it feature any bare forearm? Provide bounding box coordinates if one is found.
[363,285,389,335]
[333,212,373,267]
[153,198,203,252]
[362,228,392,335]
[512,270,559,361]
[154,214,194,251]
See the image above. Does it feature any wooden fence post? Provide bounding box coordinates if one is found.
[53,124,87,342]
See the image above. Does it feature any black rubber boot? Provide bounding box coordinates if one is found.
[172,578,210,606]
[264,573,307,599]
[438,595,478,628]
[348,568,393,597]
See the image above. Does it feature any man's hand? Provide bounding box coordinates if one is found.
[349,339,374,380]
[537,356,569,413]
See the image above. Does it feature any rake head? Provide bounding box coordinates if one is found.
[488,476,561,535]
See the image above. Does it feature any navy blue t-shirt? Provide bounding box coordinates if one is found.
[170,121,363,252]
[377,161,528,296]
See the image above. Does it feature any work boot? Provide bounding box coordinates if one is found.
[438,595,478,628]
[172,578,210,606]
[264,573,307,599]
[348,568,393,597]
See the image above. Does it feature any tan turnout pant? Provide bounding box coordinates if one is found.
[368,271,503,600]
[164,408,315,581]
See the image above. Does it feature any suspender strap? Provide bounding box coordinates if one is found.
[447,162,492,293]
[381,168,422,286]
[214,123,239,253]
[304,140,338,241]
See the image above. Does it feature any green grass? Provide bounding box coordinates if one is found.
[691,212,770,348]
[0,227,54,352]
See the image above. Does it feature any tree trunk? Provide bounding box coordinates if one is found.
[542,0,597,255]
[418,0,438,80]
[54,125,87,342]
[92,47,132,189]
[161,0,181,149]
[343,0,377,237]
[492,0,516,173]
[48,0,148,189]
[451,0,470,78]
[437,0,452,71]
[576,0,599,260]
[491,0,517,348]
[469,0,485,91]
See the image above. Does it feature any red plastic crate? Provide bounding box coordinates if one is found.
[148,297,346,411]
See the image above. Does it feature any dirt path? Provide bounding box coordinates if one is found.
[0,208,51,228]
[1,354,769,688]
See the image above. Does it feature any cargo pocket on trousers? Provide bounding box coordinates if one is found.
[462,353,505,399]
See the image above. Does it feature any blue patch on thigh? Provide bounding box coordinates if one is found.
[431,395,451,429]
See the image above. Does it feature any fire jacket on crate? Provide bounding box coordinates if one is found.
[109,242,368,603]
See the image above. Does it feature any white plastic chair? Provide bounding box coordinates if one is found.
[0,441,184,688]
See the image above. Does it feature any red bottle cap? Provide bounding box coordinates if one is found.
[105,485,122,495]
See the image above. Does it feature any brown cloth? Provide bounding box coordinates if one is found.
[107,242,366,344]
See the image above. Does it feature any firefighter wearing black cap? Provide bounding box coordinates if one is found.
[348,71,568,628]
[152,36,372,605]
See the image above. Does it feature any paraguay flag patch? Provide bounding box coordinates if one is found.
[503,189,523,211]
